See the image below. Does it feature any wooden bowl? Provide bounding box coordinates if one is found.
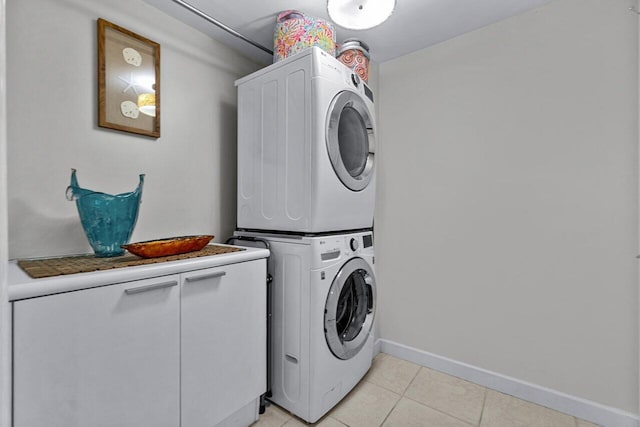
[122,235,214,258]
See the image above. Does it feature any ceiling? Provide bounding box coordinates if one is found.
[143,0,553,65]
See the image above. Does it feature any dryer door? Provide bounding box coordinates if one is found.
[326,91,375,192]
[324,257,376,360]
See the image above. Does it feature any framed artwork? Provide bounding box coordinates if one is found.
[98,18,160,138]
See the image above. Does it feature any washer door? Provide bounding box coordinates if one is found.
[326,91,375,192]
[324,257,376,360]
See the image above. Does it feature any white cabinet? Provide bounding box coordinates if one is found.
[13,275,181,427]
[181,261,266,427]
[11,255,268,427]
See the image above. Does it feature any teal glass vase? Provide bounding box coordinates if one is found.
[66,169,145,257]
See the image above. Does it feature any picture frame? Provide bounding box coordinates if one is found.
[98,18,160,138]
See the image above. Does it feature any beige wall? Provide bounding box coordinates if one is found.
[376,0,638,413]
[7,0,259,258]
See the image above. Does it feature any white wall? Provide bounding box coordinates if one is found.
[7,0,260,259]
[377,0,638,414]
[0,0,9,423]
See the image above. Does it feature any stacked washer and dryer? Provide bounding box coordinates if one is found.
[234,46,377,423]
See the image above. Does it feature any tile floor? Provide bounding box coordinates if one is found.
[251,353,600,427]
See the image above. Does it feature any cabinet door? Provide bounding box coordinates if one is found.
[13,275,180,427]
[181,260,267,427]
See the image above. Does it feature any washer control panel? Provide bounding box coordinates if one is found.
[318,236,342,262]
[314,232,374,263]
[344,233,373,256]
[305,231,375,268]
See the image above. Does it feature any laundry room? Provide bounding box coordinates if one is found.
[0,0,637,426]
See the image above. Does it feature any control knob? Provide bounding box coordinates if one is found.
[350,238,359,252]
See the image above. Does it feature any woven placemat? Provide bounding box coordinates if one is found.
[18,245,245,279]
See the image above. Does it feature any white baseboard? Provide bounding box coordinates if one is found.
[377,339,639,427]
[373,336,382,357]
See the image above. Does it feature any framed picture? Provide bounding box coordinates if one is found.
[98,18,160,138]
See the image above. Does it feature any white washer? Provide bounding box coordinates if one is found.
[235,47,376,233]
[234,230,376,423]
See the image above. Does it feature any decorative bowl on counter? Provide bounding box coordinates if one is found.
[122,235,214,258]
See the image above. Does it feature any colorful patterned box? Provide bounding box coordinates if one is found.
[337,38,370,83]
[274,10,336,62]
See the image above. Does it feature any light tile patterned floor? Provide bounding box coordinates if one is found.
[251,353,600,427]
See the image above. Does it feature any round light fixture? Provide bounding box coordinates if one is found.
[327,0,396,30]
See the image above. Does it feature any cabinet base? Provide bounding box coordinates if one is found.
[214,398,260,427]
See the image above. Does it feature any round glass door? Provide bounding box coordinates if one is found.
[324,257,376,360]
[326,91,375,192]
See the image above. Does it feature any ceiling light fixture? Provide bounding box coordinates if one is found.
[327,0,396,30]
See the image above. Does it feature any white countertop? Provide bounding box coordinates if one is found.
[8,244,270,301]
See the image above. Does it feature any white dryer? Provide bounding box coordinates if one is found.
[234,230,376,423]
[235,47,376,233]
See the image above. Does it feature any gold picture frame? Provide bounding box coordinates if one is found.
[98,18,160,138]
